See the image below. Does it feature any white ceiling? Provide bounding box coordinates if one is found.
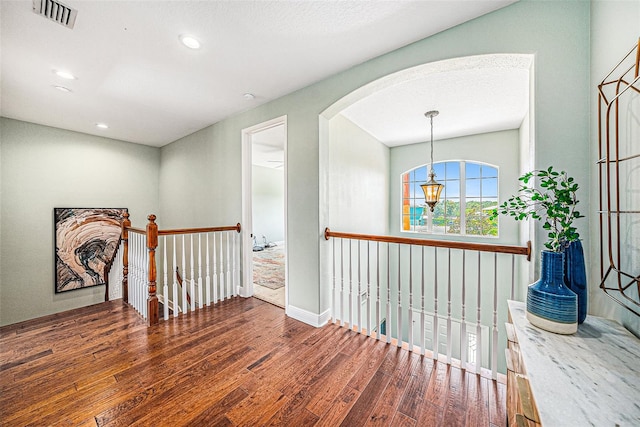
[0,0,518,147]
[340,54,532,146]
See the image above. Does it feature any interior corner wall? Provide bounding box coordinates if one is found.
[252,165,285,243]
[589,0,640,336]
[329,114,389,235]
[158,0,589,322]
[0,118,160,326]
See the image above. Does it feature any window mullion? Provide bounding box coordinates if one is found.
[460,161,466,235]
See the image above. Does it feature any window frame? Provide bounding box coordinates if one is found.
[400,160,499,238]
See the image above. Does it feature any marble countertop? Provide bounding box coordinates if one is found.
[508,300,640,426]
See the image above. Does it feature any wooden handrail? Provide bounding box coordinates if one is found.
[157,223,241,236]
[127,226,146,234]
[324,228,531,261]
[126,224,240,236]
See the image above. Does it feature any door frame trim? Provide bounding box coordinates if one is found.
[240,115,288,306]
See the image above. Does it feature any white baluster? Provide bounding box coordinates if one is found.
[511,254,516,300]
[357,240,361,332]
[433,247,439,360]
[190,234,195,312]
[386,243,391,344]
[182,235,187,314]
[232,231,237,296]
[408,245,414,352]
[397,244,402,348]
[476,251,482,373]
[447,248,452,364]
[348,239,353,329]
[331,238,336,323]
[134,234,139,314]
[163,235,169,320]
[366,242,371,337]
[130,234,136,312]
[144,233,148,317]
[420,246,425,356]
[219,232,225,300]
[198,234,203,309]
[460,250,467,369]
[142,233,147,317]
[376,242,381,341]
[212,231,218,303]
[340,239,344,326]
[226,231,231,298]
[173,235,179,317]
[206,233,211,306]
[492,253,498,379]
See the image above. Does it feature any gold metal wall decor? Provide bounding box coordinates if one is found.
[597,38,640,316]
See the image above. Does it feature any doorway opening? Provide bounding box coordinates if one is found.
[241,116,287,308]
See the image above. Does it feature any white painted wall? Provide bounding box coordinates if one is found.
[590,0,640,336]
[252,165,284,243]
[329,114,389,235]
[0,118,159,326]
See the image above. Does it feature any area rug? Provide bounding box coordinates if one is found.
[253,245,285,290]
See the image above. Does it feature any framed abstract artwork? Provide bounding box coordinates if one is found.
[54,208,128,293]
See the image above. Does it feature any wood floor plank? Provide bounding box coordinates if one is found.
[340,370,391,426]
[364,348,417,426]
[304,337,390,417]
[488,375,507,426]
[390,411,418,427]
[441,364,468,426]
[397,353,436,419]
[0,297,505,427]
[465,371,490,427]
[314,385,360,427]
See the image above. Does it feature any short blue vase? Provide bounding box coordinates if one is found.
[526,250,578,334]
[564,240,587,324]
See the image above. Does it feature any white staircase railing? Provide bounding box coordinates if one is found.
[122,213,241,326]
[159,228,240,320]
[324,228,530,379]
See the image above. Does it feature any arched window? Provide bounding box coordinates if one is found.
[401,161,498,236]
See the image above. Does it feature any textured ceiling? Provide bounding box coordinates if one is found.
[340,54,532,146]
[0,0,517,147]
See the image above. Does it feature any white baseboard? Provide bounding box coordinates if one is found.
[286,304,331,327]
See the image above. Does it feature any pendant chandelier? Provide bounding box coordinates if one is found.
[421,110,444,212]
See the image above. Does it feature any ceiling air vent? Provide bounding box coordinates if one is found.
[32,0,77,29]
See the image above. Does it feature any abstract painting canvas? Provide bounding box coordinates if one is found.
[54,208,127,293]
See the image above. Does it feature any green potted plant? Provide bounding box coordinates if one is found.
[491,166,587,333]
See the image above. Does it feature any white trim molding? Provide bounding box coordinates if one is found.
[286,304,331,328]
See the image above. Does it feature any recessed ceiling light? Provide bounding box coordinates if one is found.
[96,123,109,129]
[179,34,201,49]
[54,85,72,92]
[243,93,255,100]
[55,70,77,80]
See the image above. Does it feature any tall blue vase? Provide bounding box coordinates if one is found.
[564,240,587,324]
[526,250,578,334]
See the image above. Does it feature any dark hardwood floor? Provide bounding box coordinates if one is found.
[0,297,505,426]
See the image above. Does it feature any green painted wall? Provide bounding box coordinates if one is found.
[159,0,591,320]
[0,118,159,326]
[329,114,389,235]
[9,1,630,330]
